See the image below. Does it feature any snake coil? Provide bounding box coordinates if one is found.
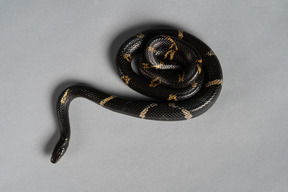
[51,28,223,163]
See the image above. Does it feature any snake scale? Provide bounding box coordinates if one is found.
[51,28,223,163]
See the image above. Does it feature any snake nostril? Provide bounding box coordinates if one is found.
[51,156,56,163]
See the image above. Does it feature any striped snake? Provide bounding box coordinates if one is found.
[51,28,223,163]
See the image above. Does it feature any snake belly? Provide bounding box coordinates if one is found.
[51,28,223,163]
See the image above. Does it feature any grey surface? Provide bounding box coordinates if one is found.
[1,0,288,191]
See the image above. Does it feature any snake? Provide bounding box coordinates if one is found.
[51,28,223,163]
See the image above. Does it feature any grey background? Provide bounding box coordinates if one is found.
[1,0,288,191]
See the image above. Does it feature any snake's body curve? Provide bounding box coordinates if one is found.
[51,29,223,163]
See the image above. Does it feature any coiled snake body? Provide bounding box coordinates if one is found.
[51,29,223,163]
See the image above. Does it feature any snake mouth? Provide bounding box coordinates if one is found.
[51,138,69,164]
[50,155,60,164]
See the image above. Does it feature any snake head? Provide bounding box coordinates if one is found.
[51,137,69,164]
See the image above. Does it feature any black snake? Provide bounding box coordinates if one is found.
[51,28,223,163]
